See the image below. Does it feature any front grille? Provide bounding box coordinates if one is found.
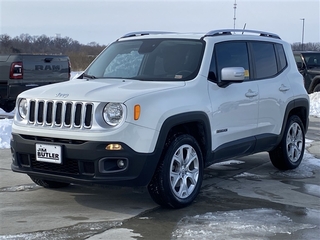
[31,155,80,174]
[27,100,93,129]
[18,153,95,176]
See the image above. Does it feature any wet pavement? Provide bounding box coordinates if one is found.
[112,147,320,240]
[0,117,319,239]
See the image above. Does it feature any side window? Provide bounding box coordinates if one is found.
[251,42,277,79]
[214,42,250,80]
[208,50,217,81]
[275,44,287,71]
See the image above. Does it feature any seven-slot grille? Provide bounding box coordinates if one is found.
[28,100,93,129]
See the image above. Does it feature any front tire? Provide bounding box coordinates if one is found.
[29,176,70,188]
[269,115,305,170]
[148,134,203,208]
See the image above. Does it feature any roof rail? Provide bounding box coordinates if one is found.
[204,29,281,39]
[120,31,175,39]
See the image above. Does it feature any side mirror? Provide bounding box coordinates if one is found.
[221,67,245,82]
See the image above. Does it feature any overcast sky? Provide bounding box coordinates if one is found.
[1,0,319,45]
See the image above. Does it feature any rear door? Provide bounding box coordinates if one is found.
[252,42,294,149]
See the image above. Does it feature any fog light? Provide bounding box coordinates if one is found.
[106,144,123,150]
[117,159,126,168]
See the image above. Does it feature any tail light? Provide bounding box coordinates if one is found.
[10,62,23,79]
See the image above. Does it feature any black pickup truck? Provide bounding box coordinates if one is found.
[294,51,320,93]
[0,54,70,112]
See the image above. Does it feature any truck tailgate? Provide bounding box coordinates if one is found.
[21,55,70,81]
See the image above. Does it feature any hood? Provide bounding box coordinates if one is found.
[19,78,185,102]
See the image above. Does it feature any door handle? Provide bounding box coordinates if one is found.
[245,89,258,98]
[279,84,290,92]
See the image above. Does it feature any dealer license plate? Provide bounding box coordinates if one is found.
[36,144,62,164]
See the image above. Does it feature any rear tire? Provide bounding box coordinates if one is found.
[29,176,70,188]
[313,83,320,92]
[148,134,203,208]
[269,115,305,170]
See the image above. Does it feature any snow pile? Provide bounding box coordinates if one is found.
[309,92,320,116]
[172,208,316,240]
[0,118,12,148]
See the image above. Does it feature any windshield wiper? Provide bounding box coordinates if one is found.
[83,73,97,79]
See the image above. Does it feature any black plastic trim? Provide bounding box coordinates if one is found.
[154,111,212,166]
[11,133,161,187]
[210,136,256,164]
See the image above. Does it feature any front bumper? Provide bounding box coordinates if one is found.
[11,133,160,187]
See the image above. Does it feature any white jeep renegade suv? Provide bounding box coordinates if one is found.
[11,29,309,208]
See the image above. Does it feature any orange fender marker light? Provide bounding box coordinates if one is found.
[134,105,141,120]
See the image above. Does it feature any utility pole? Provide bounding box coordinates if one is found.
[300,18,305,50]
[233,0,237,29]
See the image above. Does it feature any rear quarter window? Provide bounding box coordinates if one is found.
[275,44,287,72]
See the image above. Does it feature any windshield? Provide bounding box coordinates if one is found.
[302,53,320,68]
[85,39,204,81]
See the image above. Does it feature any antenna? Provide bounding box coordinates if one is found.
[242,23,246,34]
[233,0,237,29]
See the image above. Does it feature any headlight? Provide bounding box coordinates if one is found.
[103,103,125,127]
[18,98,28,119]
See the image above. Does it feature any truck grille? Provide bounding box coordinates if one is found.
[28,100,93,129]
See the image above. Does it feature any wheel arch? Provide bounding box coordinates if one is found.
[154,111,212,167]
[310,76,320,93]
[277,98,309,146]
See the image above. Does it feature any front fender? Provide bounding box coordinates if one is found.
[152,111,212,164]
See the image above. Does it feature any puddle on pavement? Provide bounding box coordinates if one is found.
[117,184,320,240]
[282,180,320,198]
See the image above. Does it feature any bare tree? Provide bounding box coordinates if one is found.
[292,42,320,51]
[0,34,106,70]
